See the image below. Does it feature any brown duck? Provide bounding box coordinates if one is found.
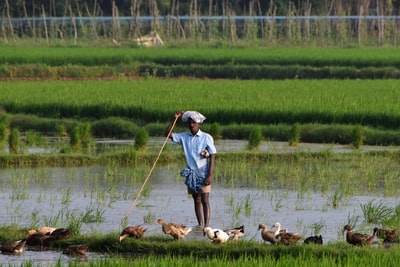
[49,228,72,239]
[0,239,27,254]
[258,224,279,245]
[375,227,398,243]
[276,232,303,245]
[119,225,147,242]
[155,219,192,240]
[63,244,89,256]
[26,232,56,247]
[343,224,376,246]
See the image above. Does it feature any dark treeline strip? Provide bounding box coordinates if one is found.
[3,1,399,19]
[140,64,400,80]
[1,64,400,80]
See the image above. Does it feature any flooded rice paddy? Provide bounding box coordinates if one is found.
[1,140,400,265]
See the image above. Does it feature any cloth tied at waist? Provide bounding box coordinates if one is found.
[180,166,208,193]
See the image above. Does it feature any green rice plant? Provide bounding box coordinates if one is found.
[61,187,72,205]
[248,126,263,150]
[308,219,327,236]
[244,193,252,217]
[10,188,29,201]
[288,123,301,146]
[351,125,365,149]
[81,203,106,224]
[360,199,393,224]
[78,122,92,149]
[65,215,83,236]
[91,117,137,138]
[0,113,10,147]
[382,204,400,227]
[25,130,46,146]
[328,189,344,209]
[55,123,68,138]
[268,191,285,212]
[208,122,222,141]
[70,126,81,152]
[8,128,20,154]
[134,128,149,151]
[141,184,152,198]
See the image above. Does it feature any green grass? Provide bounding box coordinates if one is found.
[1,79,400,130]
[1,46,400,68]
[0,47,400,79]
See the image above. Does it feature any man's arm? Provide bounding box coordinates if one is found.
[164,110,183,138]
[204,154,215,186]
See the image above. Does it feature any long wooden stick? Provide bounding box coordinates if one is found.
[120,115,179,227]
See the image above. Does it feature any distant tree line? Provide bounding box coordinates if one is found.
[2,0,400,18]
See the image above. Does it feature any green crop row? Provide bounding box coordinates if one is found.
[2,46,400,80]
[1,79,399,130]
[1,46,400,68]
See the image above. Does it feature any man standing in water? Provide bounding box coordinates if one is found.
[165,110,217,227]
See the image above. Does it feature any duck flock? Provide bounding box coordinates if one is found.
[1,221,398,256]
[119,219,398,247]
[0,226,88,256]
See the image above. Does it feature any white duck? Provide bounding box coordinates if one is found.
[204,227,230,244]
[271,222,288,237]
[225,225,245,241]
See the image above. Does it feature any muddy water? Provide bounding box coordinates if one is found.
[1,140,399,265]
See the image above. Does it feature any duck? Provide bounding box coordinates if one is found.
[119,225,147,241]
[63,244,89,256]
[49,228,73,239]
[276,231,303,245]
[225,225,245,241]
[271,222,288,237]
[343,224,376,246]
[375,227,398,243]
[258,224,279,245]
[203,227,230,244]
[304,235,323,245]
[26,232,56,247]
[27,226,57,236]
[155,219,192,240]
[0,239,27,254]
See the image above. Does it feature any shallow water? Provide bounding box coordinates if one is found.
[1,140,400,265]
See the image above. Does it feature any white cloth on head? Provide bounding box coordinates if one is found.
[182,111,206,123]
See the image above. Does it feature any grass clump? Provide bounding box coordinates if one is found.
[8,128,20,154]
[352,125,365,149]
[288,123,301,146]
[134,128,149,151]
[91,117,137,138]
[208,122,222,141]
[247,126,263,150]
[360,200,393,225]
